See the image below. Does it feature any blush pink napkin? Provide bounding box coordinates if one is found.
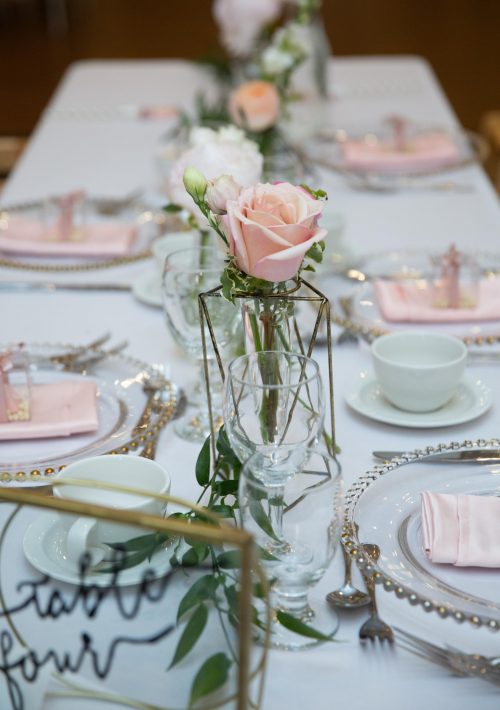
[421,491,500,567]
[0,216,137,257]
[341,132,459,173]
[0,381,98,440]
[373,279,500,323]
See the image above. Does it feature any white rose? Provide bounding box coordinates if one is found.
[166,129,263,219]
[213,0,283,58]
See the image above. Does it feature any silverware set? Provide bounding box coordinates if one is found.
[327,537,394,643]
[395,628,500,686]
[46,334,129,372]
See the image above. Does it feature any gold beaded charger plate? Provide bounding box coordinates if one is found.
[0,198,161,272]
[334,279,500,346]
[0,343,177,486]
[302,125,487,188]
[343,439,500,630]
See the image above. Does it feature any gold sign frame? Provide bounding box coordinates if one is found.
[198,277,336,462]
[0,480,270,710]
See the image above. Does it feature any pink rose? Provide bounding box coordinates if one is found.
[229,81,281,133]
[223,182,327,282]
[213,0,283,58]
[206,175,242,214]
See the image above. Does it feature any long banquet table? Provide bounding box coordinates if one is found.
[1,57,500,709]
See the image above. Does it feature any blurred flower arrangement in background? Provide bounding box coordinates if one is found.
[158,0,330,209]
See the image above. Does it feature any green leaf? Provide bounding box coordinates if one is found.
[216,550,240,569]
[220,269,236,304]
[181,543,209,566]
[177,575,219,622]
[163,203,183,213]
[305,242,323,264]
[213,480,239,496]
[249,498,280,542]
[195,435,211,486]
[168,603,208,669]
[275,611,337,641]
[224,584,238,614]
[97,547,152,574]
[210,504,235,519]
[105,532,169,552]
[189,653,232,707]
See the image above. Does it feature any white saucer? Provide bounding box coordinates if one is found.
[345,373,492,428]
[23,512,172,587]
[132,271,162,307]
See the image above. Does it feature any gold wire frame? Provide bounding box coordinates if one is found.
[0,481,271,710]
[198,277,336,463]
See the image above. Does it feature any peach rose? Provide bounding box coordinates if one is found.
[229,81,280,133]
[223,182,327,282]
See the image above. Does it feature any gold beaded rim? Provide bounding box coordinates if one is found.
[343,437,500,631]
[0,342,178,485]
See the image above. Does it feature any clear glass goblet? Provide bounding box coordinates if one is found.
[240,448,343,650]
[162,246,238,441]
[223,351,324,479]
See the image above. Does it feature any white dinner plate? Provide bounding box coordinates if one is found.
[132,271,162,307]
[23,512,172,587]
[345,373,492,428]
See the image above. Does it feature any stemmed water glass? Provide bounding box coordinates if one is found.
[223,351,325,479]
[162,246,238,441]
[239,447,343,650]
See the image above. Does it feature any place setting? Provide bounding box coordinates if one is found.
[300,115,488,192]
[335,437,500,680]
[0,338,180,485]
[0,188,165,273]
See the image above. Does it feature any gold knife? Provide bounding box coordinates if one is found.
[372,449,500,463]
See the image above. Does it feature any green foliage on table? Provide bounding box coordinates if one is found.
[98,426,335,705]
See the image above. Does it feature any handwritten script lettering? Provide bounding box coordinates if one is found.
[0,552,185,710]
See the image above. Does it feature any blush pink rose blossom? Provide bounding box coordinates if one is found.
[223,182,327,282]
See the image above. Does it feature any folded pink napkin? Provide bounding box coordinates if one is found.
[422,491,500,567]
[0,380,98,440]
[0,217,137,257]
[341,132,459,173]
[138,105,178,120]
[373,279,500,323]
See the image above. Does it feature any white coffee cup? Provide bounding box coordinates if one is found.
[371,331,467,412]
[53,455,171,570]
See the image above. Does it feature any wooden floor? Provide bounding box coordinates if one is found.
[0,0,499,137]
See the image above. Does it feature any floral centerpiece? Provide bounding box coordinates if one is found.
[182,166,334,458]
[182,167,327,302]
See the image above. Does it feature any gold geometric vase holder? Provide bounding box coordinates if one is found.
[198,276,336,462]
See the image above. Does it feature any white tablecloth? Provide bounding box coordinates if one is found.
[1,57,500,710]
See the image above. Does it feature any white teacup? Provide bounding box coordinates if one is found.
[152,231,198,277]
[53,455,171,570]
[371,331,467,412]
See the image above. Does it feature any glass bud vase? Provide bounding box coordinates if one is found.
[240,282,299,355]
